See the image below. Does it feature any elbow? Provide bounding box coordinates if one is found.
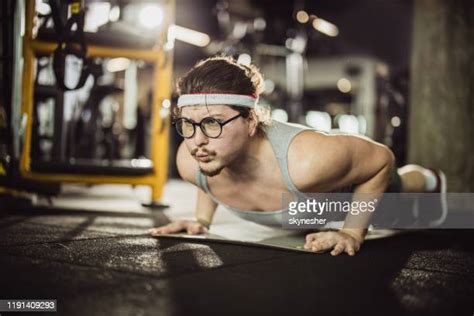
[384,147,396,171]
[377,148,395,180]
[368,148,395,193]
[375,146,395,178]
[379,148,395,189]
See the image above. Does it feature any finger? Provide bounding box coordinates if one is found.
[306,233,319,243]
[306,234,332,250]
[321,238,336,249]
[149,228,164,236]
[304,239,316,249]
[304,237,316,249]
[331,243,345,256]
[310,238,323,248]
[157,227,172,235]
[187,224,202,235]
[158,223,182,235]
[305,232,339,250]
[170,221,187,232]
[162,221,187,234]
[311,245,329,253]
[309,240,323,250]
[346,245,356,256]
[311,239,329,252]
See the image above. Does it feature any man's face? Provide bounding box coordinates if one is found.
[180,105,251,177]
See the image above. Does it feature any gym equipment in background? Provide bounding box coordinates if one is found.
[13,0,175,207]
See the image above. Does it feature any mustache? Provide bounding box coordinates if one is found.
[191,147,215,156]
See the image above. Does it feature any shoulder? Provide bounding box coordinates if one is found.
[287,130,352,192]
[288,129,354,165]
[176,141,198,185]
[287,130,394,192]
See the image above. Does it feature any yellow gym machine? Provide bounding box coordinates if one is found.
[3,0,175,207]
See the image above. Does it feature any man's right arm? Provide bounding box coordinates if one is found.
[149,142,218,236]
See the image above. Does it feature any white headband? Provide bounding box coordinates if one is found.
[177,93,257,108]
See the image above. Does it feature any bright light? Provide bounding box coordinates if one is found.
[131,159,152,168]
[305,111,331,132]
[296,10,309,23]
[338,114,359,134]
[337,78,352,93]
[232,22,248,39]
[357,115,367,135]
[84,2,111,32]
[285,36,306,53]
[168,25,211,47]
[162,99,171,109]
[272,109,288,122]
[107,57,131,72]
[391,116,401,127]
[139,4,163,29]
[109,5,120,22]
[36,0,51,15]
[264,79,275,94]
[312,17,339,37]
[237,53,252,66]
[254,18,266,31]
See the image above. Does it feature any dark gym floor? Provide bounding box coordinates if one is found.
[1,182,474,316]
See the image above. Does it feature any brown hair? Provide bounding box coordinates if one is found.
[176,55,264,96]
[174,56,271,129]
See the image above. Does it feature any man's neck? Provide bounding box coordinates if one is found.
[222,133,270,181]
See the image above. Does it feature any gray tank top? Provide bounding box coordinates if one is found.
[195,120,351,227]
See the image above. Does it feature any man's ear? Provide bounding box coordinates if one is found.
[248,111,259,137]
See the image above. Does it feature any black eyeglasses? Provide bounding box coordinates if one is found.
[173,114,242,139]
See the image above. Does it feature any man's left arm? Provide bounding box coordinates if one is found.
[297,132,395,255]
[340,144,395,244]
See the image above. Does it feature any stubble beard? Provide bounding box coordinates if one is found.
[199,159,225,177]
[191,147,224,177]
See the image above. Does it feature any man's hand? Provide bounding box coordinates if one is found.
[304,230,364,256]
[148,220,208,236]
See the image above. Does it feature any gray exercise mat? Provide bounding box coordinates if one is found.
[156,221,403,253]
